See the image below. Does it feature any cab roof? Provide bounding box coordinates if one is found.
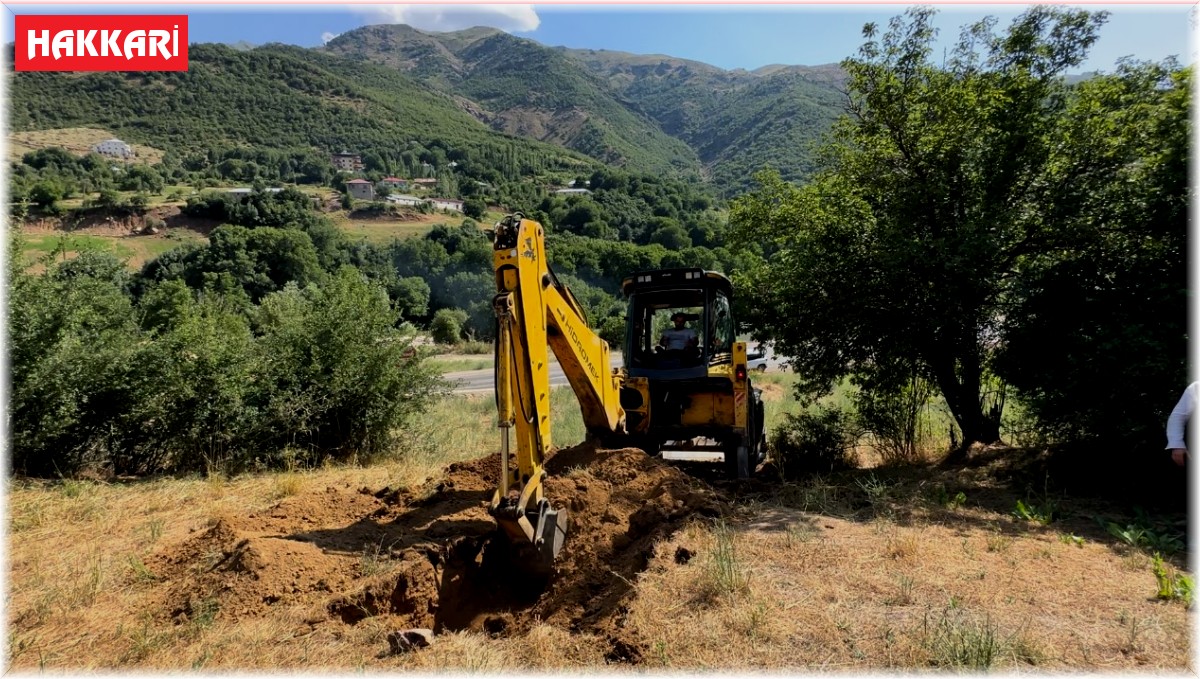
[621,268,732,297]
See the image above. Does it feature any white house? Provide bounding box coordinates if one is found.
[92,139,134,158]
[388,194,424,207]
[554,188,592,195]
[428,198,464,212]
[345,178,375,200]
[222,187,284,196]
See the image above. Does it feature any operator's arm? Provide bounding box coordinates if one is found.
[1165,382,1197,466]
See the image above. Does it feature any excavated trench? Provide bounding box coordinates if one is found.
[148,443,726,661]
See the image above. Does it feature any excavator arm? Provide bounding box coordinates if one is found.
[489,214,627,573]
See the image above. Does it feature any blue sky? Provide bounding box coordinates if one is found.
[2,4,1194,73]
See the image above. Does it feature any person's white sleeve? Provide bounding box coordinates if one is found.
[1165,382,1199,449]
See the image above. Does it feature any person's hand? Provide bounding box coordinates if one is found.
[1170,448,1187,466]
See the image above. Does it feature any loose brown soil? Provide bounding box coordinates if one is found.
[140,443,722,660]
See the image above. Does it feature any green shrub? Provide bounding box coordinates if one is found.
[430,308,468,345]
[245,268,444,468]
[852,372,935,465]
[770,407,858,478]
[10,262,146,475]
[10,253,444,476]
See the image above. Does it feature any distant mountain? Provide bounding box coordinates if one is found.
[322,25,704,178]
[559,47,848,193]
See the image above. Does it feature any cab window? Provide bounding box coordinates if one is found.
[710,292,733,355]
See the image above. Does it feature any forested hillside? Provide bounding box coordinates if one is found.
[10,43,599,182]
[10,27,849,192]
[562,47,846,192]
[322,26,704,177]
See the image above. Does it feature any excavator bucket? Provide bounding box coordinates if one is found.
[492,503,571,583]
[491,494,569,578]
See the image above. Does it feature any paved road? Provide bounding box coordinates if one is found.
[446,345,787,394]
[445,352,624,394]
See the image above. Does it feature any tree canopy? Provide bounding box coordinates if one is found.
[730,7,1188,452]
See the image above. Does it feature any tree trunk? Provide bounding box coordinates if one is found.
[929,349,1002,449]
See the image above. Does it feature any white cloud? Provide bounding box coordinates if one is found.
[321,31,341,45]
[347,4,540,33]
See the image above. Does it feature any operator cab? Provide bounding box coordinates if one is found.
[621,268,735,380]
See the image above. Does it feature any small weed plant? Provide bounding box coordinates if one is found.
[1012,498,1056,525]
[856,474,895,517]
[928,485,967,510]
[1058,533,1085,548]
[921,608,1002,670]
[703,520,750,598]
[1104,513,1185,555]
[1151,554,1193,607]
[359,540,395,577]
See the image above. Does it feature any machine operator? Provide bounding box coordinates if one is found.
[659,312,698,352]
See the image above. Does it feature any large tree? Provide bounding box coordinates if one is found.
[730,7,1110,446]
[995,59,1190,451]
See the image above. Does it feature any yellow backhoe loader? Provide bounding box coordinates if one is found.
[487,213,765,575]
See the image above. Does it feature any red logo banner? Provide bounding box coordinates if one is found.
[15,15,189,71]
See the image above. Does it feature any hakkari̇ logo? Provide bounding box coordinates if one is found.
[15,15,189,71]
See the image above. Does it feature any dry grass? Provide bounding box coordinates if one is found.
[428,355,492,373]
[622,498,1191,670]
[9,127,165,164]
[6,391,1193,671]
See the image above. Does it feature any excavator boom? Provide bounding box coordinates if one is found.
[489,214,627,574]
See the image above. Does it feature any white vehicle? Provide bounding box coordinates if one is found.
[747,351,769,372]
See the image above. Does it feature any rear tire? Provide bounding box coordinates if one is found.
[724,437,750,479]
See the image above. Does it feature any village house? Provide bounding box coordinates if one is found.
[345,178,375,200]
[387,194,424,207]
[222,187,284,196]
[92,138,134,159]
[331,151,364,172]
[554,188,592,195]
[379,177,408,190]
[428,197,464,212]
[410,178,438,190]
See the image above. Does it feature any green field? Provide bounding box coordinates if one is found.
[336,221,445,245]
[19,229,206,270]
[334,209,505,245]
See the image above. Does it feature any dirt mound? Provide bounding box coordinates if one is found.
[146,443,724,658]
